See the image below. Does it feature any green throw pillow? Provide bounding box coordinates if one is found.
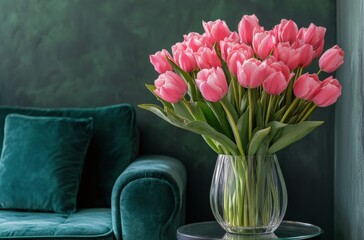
[0,114,93,213]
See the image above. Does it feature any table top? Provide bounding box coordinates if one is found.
[177,221,323,240]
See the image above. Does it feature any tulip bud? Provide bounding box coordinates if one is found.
[263,72,288,95]
[268,61,295,83]
[219,32,241,61]
[195,67,228,102]
[173,50,197,72]
[237,58,268,88]
[296,43,315,67]
[220,41,253,62]
[149,49,173,74]
[293,73,321,100]
[154,71,188,103]
[252,31,276,59]
[194,47,222,69]
[183,32,209,52]
[238,14,261,45]
[263,61,294,95]
[274,42,300,71]
[312,76,342,107]
[276,19,298,44]
[171,42,187,56]
[227,49,252,76]
[298,23,326,58]
[319,45,344,73]
[202,19,232,45]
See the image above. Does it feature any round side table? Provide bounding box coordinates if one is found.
[177,221,323,240]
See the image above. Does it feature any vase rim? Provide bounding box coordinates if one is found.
[218,154,277,157]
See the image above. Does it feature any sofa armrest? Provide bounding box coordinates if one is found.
[111,155,187,240]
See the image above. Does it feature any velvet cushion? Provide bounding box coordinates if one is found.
[0,208,113,239]
[0,114,93,213]
[0,104,139,208]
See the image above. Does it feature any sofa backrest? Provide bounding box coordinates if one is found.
[0,104,139,208]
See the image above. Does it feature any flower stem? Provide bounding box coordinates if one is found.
[299,104,317,122]
[285,67,302,107]
[248,88,253,140]
[265,95,273,125]
[280,98,299,123]
[231,75,240,110]
[221,101,245,156]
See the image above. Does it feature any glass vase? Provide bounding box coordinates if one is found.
[210,154,287,235]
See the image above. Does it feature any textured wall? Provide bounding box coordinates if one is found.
[0,0,336,238]
[335,0,364,239]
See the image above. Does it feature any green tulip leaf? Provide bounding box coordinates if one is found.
[237,109,249,153]
[186,121,239,155]
[206,101,234,140]
[256,137,270,156]
[197,102,225,135]
[221,97,239,122]
[166,108,239,155]
[266,121,287,143]
[268,121,324,154]
[173,101,194,121]
[138,104,173,125]
[240,92,248,115]
[273,106,286,121]
[256,101,264,128]
[187,101,206,121]
[248,127,271,156]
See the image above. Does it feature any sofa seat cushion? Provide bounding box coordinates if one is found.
[0,208,113,239]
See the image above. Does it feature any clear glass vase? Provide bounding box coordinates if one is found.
[210,154,287,235]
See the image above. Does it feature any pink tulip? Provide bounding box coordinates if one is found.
[227,49,251,76]
[298,23,326,58]
[219,32,240,61]
[268,61,295,82]
[203,19,232,45]
[312,76,342,107]
[220,41,253,62]
[171,42,187,56]
[252,31,276,59]
[183,32,209,52]
[274,42,300,71]
[263,72,289,95]
[293,73,321,100]
[173,50,197,72]
[195,67,228,102]
[224,32,240,43]
[220,41,236,61]
[263,61,294,95]
[319,45,344,73]
[237,58,268,88]
[149,49,173,74]
[238,14,261,45]
[154,71,188,103]
[275,19,298,44]
[194,47,222,69]
[295,43,315,67]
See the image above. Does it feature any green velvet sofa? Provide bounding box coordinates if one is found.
[0,104,186,240]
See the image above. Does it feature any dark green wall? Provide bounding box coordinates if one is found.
[335,0,363,239]
[0,0,336,239]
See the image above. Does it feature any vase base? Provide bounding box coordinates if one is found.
[220,223,278,235]
[223,232,278,240]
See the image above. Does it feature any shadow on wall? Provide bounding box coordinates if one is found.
[0,0,335,239]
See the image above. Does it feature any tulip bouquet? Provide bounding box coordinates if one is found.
[140,14,343,157]
[139,14,344,232]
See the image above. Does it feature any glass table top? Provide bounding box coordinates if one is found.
[177,221,323,240]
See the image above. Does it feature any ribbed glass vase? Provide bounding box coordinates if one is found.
[210,154,287,235]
